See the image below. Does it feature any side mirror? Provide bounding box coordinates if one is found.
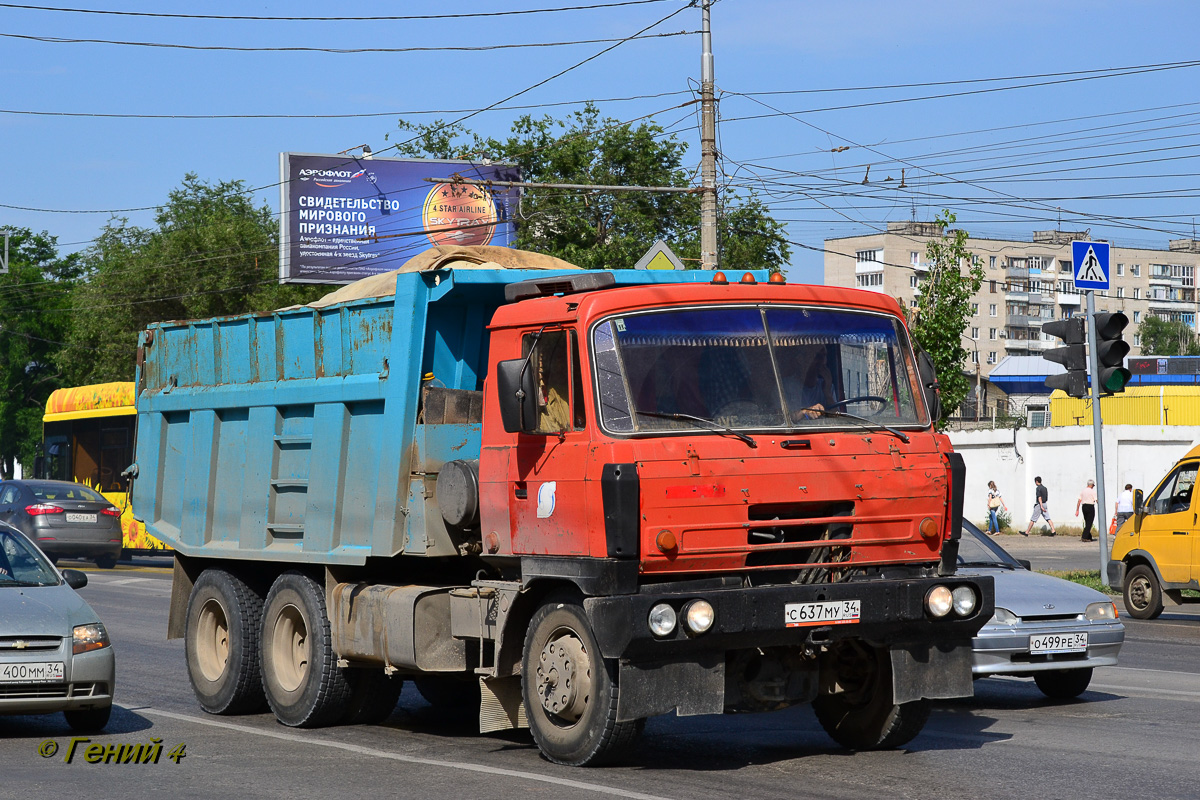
[1017,559,1032,571]
[61,569,88,590]
[1134,488,1144,533]
[916,348,941,422]
[496,358,539,433]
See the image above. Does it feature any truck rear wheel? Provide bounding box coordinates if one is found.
[260,571,352,728]
[521,594,643,766]
[184,569,265,715]
[813,641,930,750]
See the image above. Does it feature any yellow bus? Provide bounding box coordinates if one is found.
[40,382,168,555]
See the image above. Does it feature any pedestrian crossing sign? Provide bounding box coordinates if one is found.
[1072,240,1110,290]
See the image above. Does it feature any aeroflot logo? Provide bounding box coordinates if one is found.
[298,167,370,189]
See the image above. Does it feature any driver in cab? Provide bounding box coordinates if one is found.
[782,345,834,422]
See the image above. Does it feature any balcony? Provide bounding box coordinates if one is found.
[1057,293,1082,306]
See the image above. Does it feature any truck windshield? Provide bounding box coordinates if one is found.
[592,305,927,434]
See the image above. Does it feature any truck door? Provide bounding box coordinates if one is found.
[509,329,593,557]
[1140,460,1198,584]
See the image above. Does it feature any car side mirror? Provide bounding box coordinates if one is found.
[61,569,88,590]
[1134,488,1144,533]
[916,348,941,422]
[496,358,538,433]
[1017,559,1032,571]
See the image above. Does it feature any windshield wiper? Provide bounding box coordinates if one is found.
[633,409,758,448]
[959,560,1016,570]
[802,408,910,443]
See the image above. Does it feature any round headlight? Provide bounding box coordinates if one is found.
[648,603,677,637]
[952,586,977,617]
[1085,601,1118,621]
[926,585,953,618]
[683,599,715,634]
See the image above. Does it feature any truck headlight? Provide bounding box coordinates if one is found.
[73,623,110,654]
[1085,601,1118,621]
[952,586,977,617]
[682,600,715,634]
[648,603,677,637]
[926,585,953,618]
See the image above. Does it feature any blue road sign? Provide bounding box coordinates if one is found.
[1072,240,1110,291]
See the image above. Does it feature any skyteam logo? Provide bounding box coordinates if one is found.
[297,167,371,189]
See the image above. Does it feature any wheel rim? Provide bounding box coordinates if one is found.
[1129,575,1153,610]
[195,598,230,682]
[535,627,591,725]
[270,602,309,693]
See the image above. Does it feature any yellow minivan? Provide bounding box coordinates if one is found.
[1109,443,1200,619]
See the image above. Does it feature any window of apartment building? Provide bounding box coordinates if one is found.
[909,275,919,288]
[1134,288,1141,299]
[1134,311,1141,323]
[987,352,997,364]
[1117,287,1124,298]
[911,299,918,307]
[989,279,997,293]
[1030,280,1042,293]
[989,328,997,340]
[1029,256,1043,271]
[1134,334,1141,347]
[1116,263,1124,276]
[1132,264,1141,276]
[971,327,979,338]
[910,251,919,266]
[989,303,997,316]
[1060,260,1072,273]
[989,256,997,269]
[971,350,979,364]
[1062,308,1074,318]
[972,303,979,315]
[856,249,878,262]
[856,272,884,287]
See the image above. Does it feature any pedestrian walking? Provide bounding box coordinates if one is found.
[1114,483,1135,533]
[1075,479,1097,542]
[1024,476,1057,536]
[986,480,1007,535]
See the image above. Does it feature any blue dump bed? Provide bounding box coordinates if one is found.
[131,266,738,565]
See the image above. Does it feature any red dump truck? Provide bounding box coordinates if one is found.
[132,248,992,766]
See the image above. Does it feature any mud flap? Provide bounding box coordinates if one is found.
[890,641,974,704]
[479,675,528,733]
[616,655,725,722]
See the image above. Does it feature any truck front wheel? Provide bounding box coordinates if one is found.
[184,569,265,715]
[1123,564,1164,620]
[813,641,930,750]
[522,595,643,766]
[260,571,353,728]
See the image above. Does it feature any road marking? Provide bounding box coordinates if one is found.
[103,577,156,586]
[139,707,672,800]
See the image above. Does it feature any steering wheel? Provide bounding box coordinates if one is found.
[825,395,888,412]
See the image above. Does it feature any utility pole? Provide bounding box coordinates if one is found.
[699,0,719,270]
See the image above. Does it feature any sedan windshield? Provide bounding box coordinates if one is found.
[0,529,60,587]
[592,305,928,433]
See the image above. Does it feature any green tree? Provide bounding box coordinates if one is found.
[64,174,324,384]
[1138,314,1200,356]
[907,210,984,427]
[0,228,83,476]
[389,105,790,271]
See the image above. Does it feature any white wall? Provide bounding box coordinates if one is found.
[949,425,1200,526]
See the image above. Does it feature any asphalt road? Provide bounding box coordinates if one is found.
[4,561,1200,800]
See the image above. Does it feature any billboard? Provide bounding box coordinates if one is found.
[279,152,521,284]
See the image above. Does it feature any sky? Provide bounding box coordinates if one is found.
[5,0,1200,285]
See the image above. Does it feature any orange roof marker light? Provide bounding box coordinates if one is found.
[768,272,787,284]
[711,271,728,285]
[740,272,757,284]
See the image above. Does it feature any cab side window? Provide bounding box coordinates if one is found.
[524,330,582,435]
[1146,463,1198,515]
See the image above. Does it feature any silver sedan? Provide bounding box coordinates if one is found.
[0,523,115,730]
[956,521,1124,699]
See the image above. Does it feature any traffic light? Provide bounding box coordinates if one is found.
[1043,317,1088,397]
[1094,311,1131,394]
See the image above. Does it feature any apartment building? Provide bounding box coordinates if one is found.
[824,222,1200,379]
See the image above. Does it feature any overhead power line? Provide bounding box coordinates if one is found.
[0,29,696,54]
[0,0,674,22]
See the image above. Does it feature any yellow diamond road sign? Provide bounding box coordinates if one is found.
[634,240,684,270]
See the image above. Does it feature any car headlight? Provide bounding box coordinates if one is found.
[682,599,715,634]
[73,623,110,654]
[1085,601,1118,621]
[952,586,977,617]
[926,585,953,618]
[989,607,1019,625]
[648,603,677,637]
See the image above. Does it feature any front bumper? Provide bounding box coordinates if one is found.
[0,646,115,716]
[585,574,995,660]
[971,620,1124,676]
